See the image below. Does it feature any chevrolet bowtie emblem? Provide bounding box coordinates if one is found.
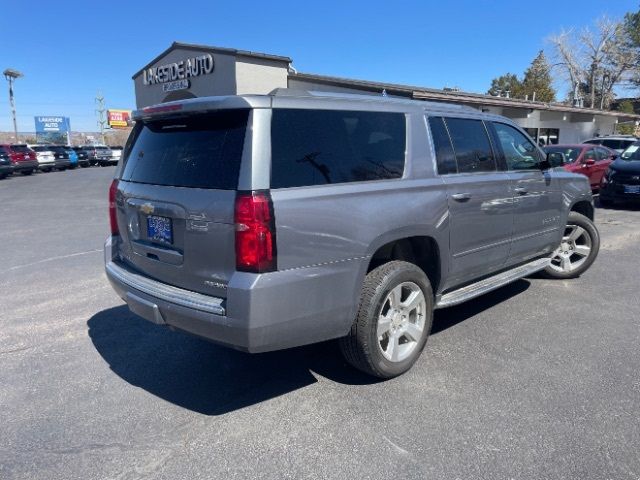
[140,203,154,215]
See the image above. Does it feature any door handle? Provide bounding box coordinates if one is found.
[451,192,471,201]
[514,187,528,195]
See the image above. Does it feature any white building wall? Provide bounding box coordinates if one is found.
[235,57,288,95]
[508,110,618,143]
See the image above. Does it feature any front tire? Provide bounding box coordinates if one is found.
[339,261,434,379]
[542,212,600,279]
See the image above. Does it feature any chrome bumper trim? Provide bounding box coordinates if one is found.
[106,260,226,316]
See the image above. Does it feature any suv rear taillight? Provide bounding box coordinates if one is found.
[234,191,276,273]
[109,179,119,235]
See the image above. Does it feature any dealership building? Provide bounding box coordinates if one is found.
[134,42,640,144]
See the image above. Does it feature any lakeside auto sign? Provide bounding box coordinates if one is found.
[34,116,71,144]
[34,116,71,133]
[143,53,214,91]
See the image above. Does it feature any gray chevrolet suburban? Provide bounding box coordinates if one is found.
[105,90,599,378]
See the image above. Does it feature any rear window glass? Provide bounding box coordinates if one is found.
[11,145,31,153]
[271,109,406,188]
[121,110,249,190]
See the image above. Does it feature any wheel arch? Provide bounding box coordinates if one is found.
[570,200,594,221]
[364,228,447,297]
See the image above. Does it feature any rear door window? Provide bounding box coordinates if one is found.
[270,109,406,188]
[428,116,457,174]
[595,147,611,161]
[120,110,249,190]
[443,118,497,173]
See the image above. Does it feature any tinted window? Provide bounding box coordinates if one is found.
[604,140,619,150]
[595,148,612,160]
[121,110,248,190]
[584,149,596,161]
[543,146,580,163]
[444,118,496,173]
[584,139,602,146]
[11,145,32,153]
[428,117,457,174]
[271,109,405,188]
[492,123,541,170]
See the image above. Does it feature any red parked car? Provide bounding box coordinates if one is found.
[0,144,39,175]
[543,144,617,191]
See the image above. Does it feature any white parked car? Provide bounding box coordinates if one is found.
[28,145,56,173]
[110,146,123,163]
[583,135,638,154]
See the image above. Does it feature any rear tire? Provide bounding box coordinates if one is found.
[21,169,33,175]
[542,212,600,279]
[339,261,433,379]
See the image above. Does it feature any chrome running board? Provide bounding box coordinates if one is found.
[435,258,550,309]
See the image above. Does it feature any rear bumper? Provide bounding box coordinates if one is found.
[104,236,362,353]
[97,157,117,165]
[12,160,38,171]
[55,159,71,169]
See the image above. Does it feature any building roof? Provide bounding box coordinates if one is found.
[132,42,292,79]
[292,72,640,120]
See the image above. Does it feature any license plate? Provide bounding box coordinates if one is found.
[624,185,640,194]
[147,215,173,244]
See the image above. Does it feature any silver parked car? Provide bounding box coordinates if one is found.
[105,90,599,378]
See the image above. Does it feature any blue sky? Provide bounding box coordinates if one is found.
[1,0,637,131]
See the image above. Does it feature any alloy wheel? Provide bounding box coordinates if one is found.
[377,282,426,362]
[549,224,592,274]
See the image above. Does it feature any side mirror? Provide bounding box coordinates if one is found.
[584,158,596,167]
[546,152,565,168]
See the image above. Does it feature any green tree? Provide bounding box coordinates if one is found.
[623,8,640,88]
[487,73,522,97]
[616,99,637,134]
[521,51,556,102]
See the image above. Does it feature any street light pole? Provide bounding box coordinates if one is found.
[3,68,23,143]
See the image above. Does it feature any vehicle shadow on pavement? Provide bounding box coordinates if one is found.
[431,279,530,334]
[87,306,378,416]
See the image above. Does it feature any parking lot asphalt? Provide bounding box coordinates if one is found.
[1,167,639,480]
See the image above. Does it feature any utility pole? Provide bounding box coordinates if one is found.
[95,91,107,145]
[3,68,23,143]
